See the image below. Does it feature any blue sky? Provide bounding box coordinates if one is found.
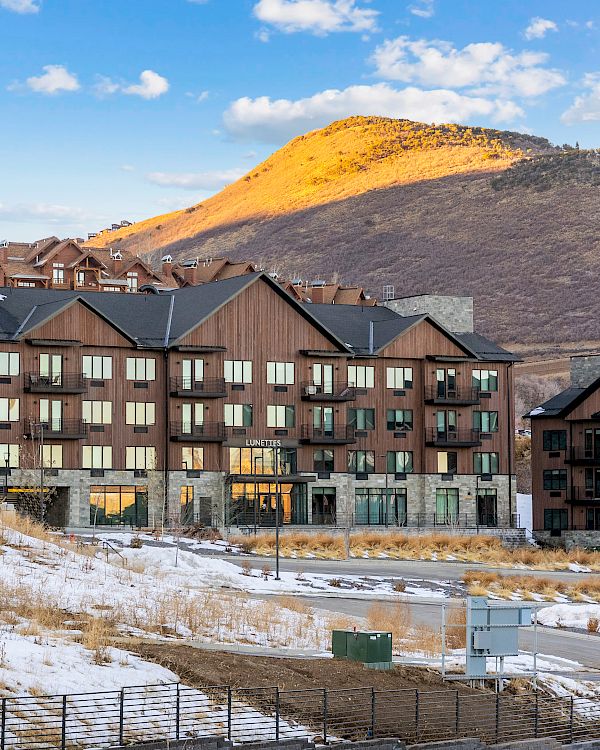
[1,0,598,241]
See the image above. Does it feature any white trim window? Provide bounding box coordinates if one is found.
[126,358,156,381]
[82,446,113,469]
[0,352,19,377]
[224,360,252,384]
[0,444,19,468]
[348,365,374,389]
[126,446,156,470]
[42,445,62,468]
[125,402,156,426]
[224,404,253,427]
[83,355,112,380]
[82,401,112,425]
[266,405,295,428]
[267,362,294,385]
[0,398,19,422]
[386,367,413,389]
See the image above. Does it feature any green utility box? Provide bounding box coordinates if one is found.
[332,630,393,670]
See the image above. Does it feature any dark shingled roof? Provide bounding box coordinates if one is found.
[0,275,517,362]
[525,380,600,419]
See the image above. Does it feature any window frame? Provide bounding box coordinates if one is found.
[266,361,295,385]
[224,360,253,384]
[386,367,413,389]
[125,357,156,382]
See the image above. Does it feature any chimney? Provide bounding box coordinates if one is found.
[183,265,198,285]
[0,245,8,267]
[570,355,600,388]
[311,287,325,304]
[383,294,474,333]
[161,255,173,279]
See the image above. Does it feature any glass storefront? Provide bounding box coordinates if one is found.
[229,447,297,476]
[229,482,307,526]
[89,486,148,526]
[355,488,407,526]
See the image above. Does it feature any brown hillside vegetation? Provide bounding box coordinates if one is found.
[88,117,600,350]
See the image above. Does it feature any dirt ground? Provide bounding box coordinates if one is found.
[133,642,477,693]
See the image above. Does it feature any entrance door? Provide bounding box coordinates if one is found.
[436,411,457,438]
[313,364,334,395]
[39,353,62,386]
[584,429,600,460]
[436,368,456,398]
[40,399,62,431]
[313,406,334,438]
[387,490,408,526]
[477,489,497,527]
[312,488,336,525]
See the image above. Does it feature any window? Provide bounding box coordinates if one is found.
[267,362,294,385]
[126,358,155,381]
[543,469,567,490]
[82,401,112,425]
[266,405,295,428]
[472,369,498,392]
[386,409,413,431]
[229,447,296,475]
[313,363,334,393]
[543,430,567,451]
[0,398,19,422]
[182,446,204,470]
[40,399,61,430]
[40,354,62,381]
[348,408,375,430]
[127,272,138,292]
[82,446,112,469]
[126,446,156,470]
[386,367,413,389]
[83,355,112,380]
[125,402,156,426]
[544,509,567,531]
[18,282,35,288]
[224,360,252,384]
[76,270,85,286]
[182,359,204,388]
[436,368,456,397]
[348,450,375,474]
[224,404,253,427]
[347,365,374,389]
[474,452,499,474]
[473,411,498,432]
[436,488,459,521]
[0,352,19,377]
[314,449,334,472]
[90,486,148,526]
[387,451,413,473]
[355,488,407,526]
[52,263,64,284]
[437,451,457,474]
[42,445,62,469]
[0,444,19,468]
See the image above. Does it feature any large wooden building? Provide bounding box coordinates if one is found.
[0,273,518,530]
[527,355,600,548]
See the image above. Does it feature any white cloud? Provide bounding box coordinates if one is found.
[93,70,169,100]
[524,17,558,40]
[145,168,246,190]
[0,0,40,13]
[120,165,135,172]
[196,90,209,103]
[371,37,566,98]
[0,201,86,224]
[409,0,434,19]
[123,70,169,99]
[562,73,600,123]
[253,0,378,35]
[22,65,80,95]
[223,82,523,143]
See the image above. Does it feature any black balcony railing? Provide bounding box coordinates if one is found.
[25,372,87,394]
[567,486,600,503]
[300,424,356,444]
[300,381,356,401]
[24,419,87,439]
[424,386,481,404]
[169,422,226,442]
[169,377,227,398]
[425,428,481,447]
[565,447,600,464]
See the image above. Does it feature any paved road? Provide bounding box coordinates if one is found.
[274,594,600,671]
[220,554,599,583]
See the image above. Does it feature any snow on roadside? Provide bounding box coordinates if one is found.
[537,603,600,630]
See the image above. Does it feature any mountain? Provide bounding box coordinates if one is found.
[87,117,600,354]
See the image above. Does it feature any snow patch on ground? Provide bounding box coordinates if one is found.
[538,603,600,630]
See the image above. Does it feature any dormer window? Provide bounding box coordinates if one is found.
[127,272,138,292]
[52,263,64,284]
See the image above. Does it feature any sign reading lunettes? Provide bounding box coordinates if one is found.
[224,437,300,448]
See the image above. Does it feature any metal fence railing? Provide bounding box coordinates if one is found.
[1,681,599,749]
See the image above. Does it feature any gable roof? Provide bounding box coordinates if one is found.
[452,332,520,362]
[526,379,600,419]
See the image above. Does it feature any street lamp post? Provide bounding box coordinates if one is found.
[253,455,263,535]
[379,453,390,527]
[274,446,280,580]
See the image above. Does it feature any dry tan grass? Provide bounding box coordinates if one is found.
[464,570,600,602]
[231,530,600,571]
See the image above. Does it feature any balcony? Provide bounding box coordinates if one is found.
[300,382,356,402]
[300,424,356,444]
[24,372,87,394]
[170,422,226,442]
[23,419,87,440]
[424,386,481,405]
[566,487,600,504]
[169,377,227,398]
[564,447,600,465]
[425,428,482,447]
